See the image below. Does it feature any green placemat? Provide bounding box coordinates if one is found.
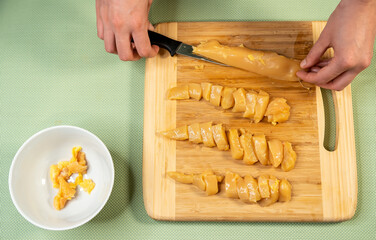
[1,0,375,239]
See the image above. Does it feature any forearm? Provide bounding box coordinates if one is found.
[339,0,376,15]
[341,0,376,5]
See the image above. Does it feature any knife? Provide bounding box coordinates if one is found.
[146,30,228,66]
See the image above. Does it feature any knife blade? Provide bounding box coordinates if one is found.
[147,30,228,66]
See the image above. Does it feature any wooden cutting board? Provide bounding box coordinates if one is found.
[143,21,357,222]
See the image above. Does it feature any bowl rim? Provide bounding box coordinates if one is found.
[8,125,115,231]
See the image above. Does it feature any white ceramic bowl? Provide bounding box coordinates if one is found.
[8,126,114,230]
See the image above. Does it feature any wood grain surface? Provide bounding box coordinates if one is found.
[143,21,357,222]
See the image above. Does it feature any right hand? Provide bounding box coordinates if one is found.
[296,0,376,91]
[95,0,159,61]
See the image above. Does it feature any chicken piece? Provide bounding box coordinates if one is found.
[67,161,87,174]
[209,85,223,107]
[254,90,270,123]
[193,173,206,191]
[51,147,94,211]
[192,40,301,82]
[260,175,280,207]
[225,171,241,198]
[244,175,261,203]
[279,179,292,202]
[227,129,244,160]
[258,175,270,199]
[188,83,202,100]
[169,170,223,196]
[167,83,290,125]
[201,82,213,101]
[53,195,67,211]
[243,90,258,119]
[75,173,83,185]
[58,167,71,181]
[79,179,96,194]
[50,164,61,188]
[212,124,229,151]
[167,83,290,126]
[268,139,284,168]
[57,160,70,171]
[281,141,297,172]
[188,123,203,144]
[167,172,194,184]
[58,177,76,200]
[239,132,258,165]
[167,85,190,100]
[161,125,189,140]
[160,124,296,170]
[232,88,247,112]
[200,122,216,147]
[221,87,236,109]
[170,170,291,206]
[70,146,82,163]
[252,134,268,165]
[265,98,290,125]
[204,174,220,196]
[236,177,250,203]
[77,151,86,166]
[217,176,225,182]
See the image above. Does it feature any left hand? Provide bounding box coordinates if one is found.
[95,0,159,61]
[296,0,376,91]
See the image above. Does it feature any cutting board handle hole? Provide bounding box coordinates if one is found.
[321,88,337,151]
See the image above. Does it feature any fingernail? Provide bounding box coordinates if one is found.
[300,59,307,68]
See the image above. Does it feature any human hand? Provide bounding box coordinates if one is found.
[95,0,159,61]
[296,0,376,91]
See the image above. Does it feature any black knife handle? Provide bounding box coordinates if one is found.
[147,30,182,56]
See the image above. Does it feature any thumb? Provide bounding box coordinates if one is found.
[301,34,330,69]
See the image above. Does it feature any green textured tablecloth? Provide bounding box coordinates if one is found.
[1,0,375,239]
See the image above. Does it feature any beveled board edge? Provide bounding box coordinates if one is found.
[143,22,178,220]
[312,21,358,221]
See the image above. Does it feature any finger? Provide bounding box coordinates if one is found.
[317,70,357,91]
[297,57,346,85]
[303,59,331,74]
[116,35,141,61]
[315,58,332,68]
[95,0,104,39]
[310,66,321,73]
[301,34,330,69]
[148,22,155,31]
[97,19,104,40]
[147,22,160,53]
[104,29,117,54]
[132,29,159,58]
